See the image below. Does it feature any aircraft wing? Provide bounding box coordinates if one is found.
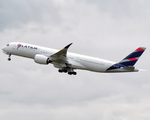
[50,43,72,66]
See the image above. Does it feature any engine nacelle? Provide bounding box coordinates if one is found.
[34,54,51,65]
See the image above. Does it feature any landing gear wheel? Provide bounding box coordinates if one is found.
[73,72,77,75]
[68,72,72,75]
[58,69,63,73]
[8,58,11,61]
[68,72,77,75]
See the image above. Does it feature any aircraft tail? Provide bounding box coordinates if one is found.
[107,47,146,72]
[119,47,146,66]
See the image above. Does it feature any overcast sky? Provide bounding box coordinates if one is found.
[0,0,150,120]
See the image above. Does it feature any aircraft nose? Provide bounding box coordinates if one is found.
[2,46,5,51]
[2,46,7,54]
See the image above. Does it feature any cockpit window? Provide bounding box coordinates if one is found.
[7,44,9,46]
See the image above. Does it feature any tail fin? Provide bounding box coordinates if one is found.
[107,47,146,71]
[119,47,146,66]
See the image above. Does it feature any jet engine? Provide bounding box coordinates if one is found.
[34,54,52,64]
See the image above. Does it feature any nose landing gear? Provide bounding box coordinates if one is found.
[8,54,11,61]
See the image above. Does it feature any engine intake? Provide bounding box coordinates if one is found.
[34,54,52,64]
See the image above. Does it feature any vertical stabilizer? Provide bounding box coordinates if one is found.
[107,47,146,71]
[119,47,146,66]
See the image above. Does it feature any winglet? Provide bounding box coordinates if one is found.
[64,43,73,49]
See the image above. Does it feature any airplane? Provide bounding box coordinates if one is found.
[2,42,146,75]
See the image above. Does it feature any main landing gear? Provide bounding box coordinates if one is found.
[68,71,77,75]
[58,68,77,75]
[8,54,11,61]
[58,69,67,73]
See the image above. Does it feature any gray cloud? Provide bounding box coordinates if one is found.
[0,0,61,31]
[83,0,150,18]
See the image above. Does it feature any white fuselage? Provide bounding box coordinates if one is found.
[2,42,115,73]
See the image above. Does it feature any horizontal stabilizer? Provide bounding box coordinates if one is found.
[106,66,139,72]
[138,69,147,72]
